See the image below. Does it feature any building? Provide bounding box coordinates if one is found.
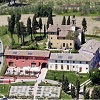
[4,47,50,69]
[48,39,100,73]
[47,18,82,49]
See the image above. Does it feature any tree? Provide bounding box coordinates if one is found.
[66,31,79,40]
[82,18,87,32]
[90,69,100,85]
[15,13,21,24]
[81,31,85,44]
[62,76,69,93]
[9,14,15,41]
[91,86,100,99]
[32,14,38,38]
[16,22,21,43]
[84,90,90,99]
[71,85,76,98]
[20,22,25,44]
[47,9,53,29]
[8,17,11,32]
[83,85,86,95]
[62,16,66,25]
[39,18,42,35]
[8,0,11,6]
[44,24,46,37]
[76,79,80,99]
[27,17,32,40]
[67,16,70,25]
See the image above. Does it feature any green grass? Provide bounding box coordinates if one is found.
[46,70,89,85]
[0,57,7,76]
[38,82,58,86]
[0,81,36,97]
[61,90,72,99]
[11,81,36,86]
[0,84,10,97]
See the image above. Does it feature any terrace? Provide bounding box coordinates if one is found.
[5,66,40,77]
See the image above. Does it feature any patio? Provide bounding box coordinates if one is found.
[5,66,41,77]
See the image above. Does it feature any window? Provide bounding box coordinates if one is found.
[22,56,24,59]
[61,65,63,69]
[80,61,81,64]
[16,57,18,60]
[73,66,75,68]
[10,56,12,59]
[35,57,38,60]
[86,68,88,70]
[63,43,65,47]
[57,37,59,39]
[73,61,75,63]
[63,37,65,39]
[70,43,72,46]
[26,57,28,60]
[51,37,52,39]
[13,56,15,59]
[19,56,21,59]
[67,65,69,70]
[44,57,46,60]
[61,60,63,63]
[55,64,57,69]
[55,60,57,63]
[67,61,69,63]
[86,62,88,64]
[51,43,52,45]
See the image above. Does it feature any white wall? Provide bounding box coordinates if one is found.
[48,60,90,73]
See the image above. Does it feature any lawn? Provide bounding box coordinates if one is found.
[0,84,10,97]
[45,70,89,85]
[61,90,72,99]
[0,81,36,97]
[11,81,36,86]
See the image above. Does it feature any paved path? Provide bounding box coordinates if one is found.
[0,40,3,72]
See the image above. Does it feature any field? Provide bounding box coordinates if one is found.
[0,14,100,35]
[46,70,89,85]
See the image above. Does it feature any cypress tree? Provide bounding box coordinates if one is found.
[63,76,69,93]
[67,16,70,25]
[20,22,25,44]
[62,16,66,25]
[82,18,87,32]
[44,24,46,37]
[16,22,21,43]
[39,18,42,35]
[32,14,38,38]
[81,31,85,44]
[71,85,76,98]
[84,90,90,99]
[27,17,32,40]
[47,9,53,29]
[76,79,80,99]
[15,13,21,24]
[9,14,15,41]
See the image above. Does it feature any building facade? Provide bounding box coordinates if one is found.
[48,53,90,73]
[48,39,100,73]
[4,48,50,68]
[47,18,82,49]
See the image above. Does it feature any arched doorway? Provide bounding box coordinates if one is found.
[41,62,48,69]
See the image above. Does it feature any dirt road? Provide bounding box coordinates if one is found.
[0,14,100,34]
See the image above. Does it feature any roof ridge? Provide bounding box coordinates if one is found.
[79,52,90,61]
